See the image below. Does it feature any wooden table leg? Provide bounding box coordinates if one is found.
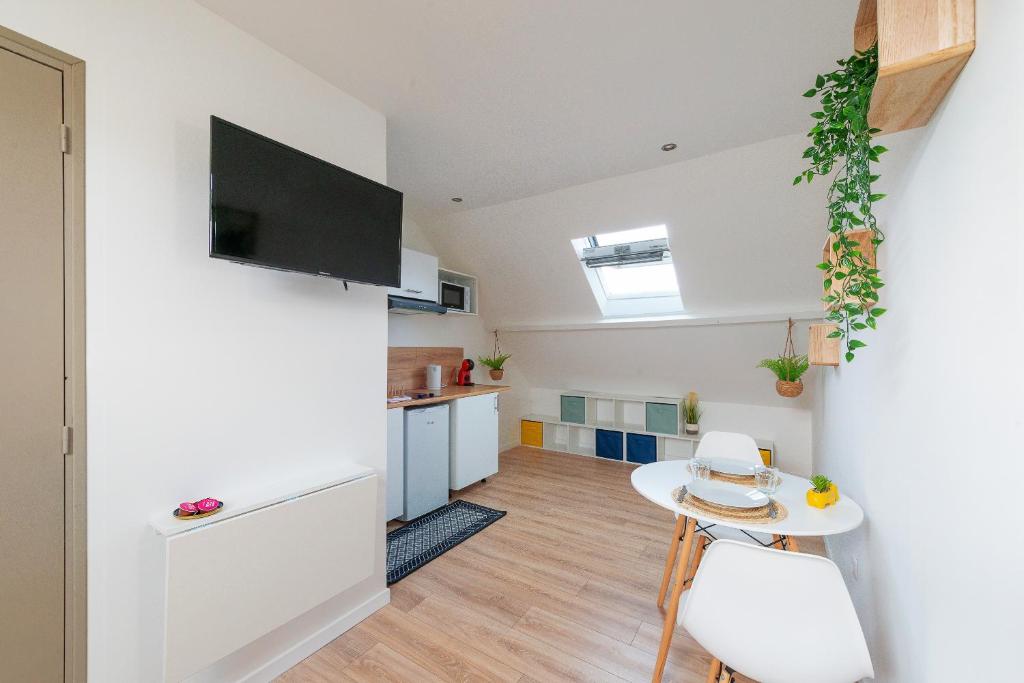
[657,514,687,606]
[684,534,707,586]
[652,516,696,682]
[705,657,722,683]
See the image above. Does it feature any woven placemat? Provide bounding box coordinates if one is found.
[709,471,757,486]
[671,486,787,525]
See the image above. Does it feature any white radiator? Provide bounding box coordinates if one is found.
[156,469,376,682]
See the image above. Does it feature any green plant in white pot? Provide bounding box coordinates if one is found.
[682,392,702,435]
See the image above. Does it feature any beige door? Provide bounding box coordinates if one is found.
[0,45,67,681]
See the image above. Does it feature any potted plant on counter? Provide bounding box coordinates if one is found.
[478,353,511,381]
[758,354,810,398]
[806,474,840,509]
[682,392,702,435]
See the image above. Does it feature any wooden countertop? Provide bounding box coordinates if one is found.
[386,384,511,409]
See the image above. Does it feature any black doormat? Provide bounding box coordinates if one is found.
[386,500,506,585]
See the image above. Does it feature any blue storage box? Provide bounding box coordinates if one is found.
[626,433,657,464]
[595,429,623,460]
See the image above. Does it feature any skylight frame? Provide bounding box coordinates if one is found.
[572,224,685,318]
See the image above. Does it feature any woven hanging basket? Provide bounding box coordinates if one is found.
[773,318,804,398]
[776,379,804,398]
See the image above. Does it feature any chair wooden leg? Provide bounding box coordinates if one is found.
[705,657,722,683]
[658,514,687,606]
[652,516,697,682]
[684,534,707,588]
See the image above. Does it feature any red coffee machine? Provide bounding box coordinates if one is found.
[454,358,475,386]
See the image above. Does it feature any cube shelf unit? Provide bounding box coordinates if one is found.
[521,390,774,466]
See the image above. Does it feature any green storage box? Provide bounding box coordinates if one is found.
[645,402,679,435]
[560,395,586,424]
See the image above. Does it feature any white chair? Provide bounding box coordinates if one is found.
[678,540,874,683]
[693,430,763,465]
[691,430,773,544]
[657,431,778,607]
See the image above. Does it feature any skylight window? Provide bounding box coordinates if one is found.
[572,225,684,318]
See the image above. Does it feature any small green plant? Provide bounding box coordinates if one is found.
[810,474,833,493]
[795,43,888,363]
[682,396,702,424]
[757,355,810,382]
[477,353,511,371]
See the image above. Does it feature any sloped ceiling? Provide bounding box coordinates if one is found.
[423,133,831,327]
[196,0,858,216]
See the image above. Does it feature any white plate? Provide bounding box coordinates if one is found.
[707,457,758,476]
[687,479,769,509]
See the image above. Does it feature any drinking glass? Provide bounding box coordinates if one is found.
[754,466,780,495]
[689,459,711,481]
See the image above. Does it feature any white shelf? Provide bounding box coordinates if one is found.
[438,266,479,315]
[521,413,700,442]
[565,389,683,405]
[149,461,374,537]
[522,393,776,466]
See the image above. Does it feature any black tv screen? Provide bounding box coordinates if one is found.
[209,116,402,286]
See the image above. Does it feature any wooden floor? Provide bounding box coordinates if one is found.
[277,447,823,682]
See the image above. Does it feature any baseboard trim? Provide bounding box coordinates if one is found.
[237,588,390,683]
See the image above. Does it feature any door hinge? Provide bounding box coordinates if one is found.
[60,124,70,154]
[62,426,73,455]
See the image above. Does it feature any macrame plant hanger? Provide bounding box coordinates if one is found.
[492,329,502,359]
[774,317,804,398]
[781,317,796,362]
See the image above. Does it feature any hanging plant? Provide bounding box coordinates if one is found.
[758,318,808,398]
[794,43,888,362]
[478,329,511,381]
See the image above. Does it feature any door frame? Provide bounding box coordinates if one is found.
[0,26,86,683]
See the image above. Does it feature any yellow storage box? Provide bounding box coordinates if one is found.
[521,420,543,447]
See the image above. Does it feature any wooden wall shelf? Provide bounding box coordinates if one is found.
[822,229,876,311]
[855,0,975,135]
[809,323,841,367]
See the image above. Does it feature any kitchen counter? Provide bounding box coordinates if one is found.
[386,384,510,409]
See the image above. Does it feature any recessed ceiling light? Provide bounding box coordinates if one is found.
[661,143,677,152]
[451,197,463,203]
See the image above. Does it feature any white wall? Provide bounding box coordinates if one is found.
[814,2,1023,680]
[0,1,391,681]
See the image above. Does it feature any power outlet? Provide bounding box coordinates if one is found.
[851,556,861,581]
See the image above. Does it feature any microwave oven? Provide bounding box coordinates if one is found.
[439,280,470,312]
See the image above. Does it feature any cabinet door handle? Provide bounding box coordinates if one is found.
[404,288,423,294]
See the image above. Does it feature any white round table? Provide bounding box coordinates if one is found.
[632,459,864,682]
[631,459,864,538]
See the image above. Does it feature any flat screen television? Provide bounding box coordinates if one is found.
[209,116,402,287]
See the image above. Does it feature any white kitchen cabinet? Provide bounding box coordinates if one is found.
[449,392,500,490]
[386,408,404,520]
[387,248,438,302]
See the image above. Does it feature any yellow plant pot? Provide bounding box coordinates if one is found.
[806,484,840,509]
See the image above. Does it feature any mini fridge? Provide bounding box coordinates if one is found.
[400,403,450,521]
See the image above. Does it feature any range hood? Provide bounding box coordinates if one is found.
[387,295,448,315]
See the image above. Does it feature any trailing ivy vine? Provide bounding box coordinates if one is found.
[794,43,888,362]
